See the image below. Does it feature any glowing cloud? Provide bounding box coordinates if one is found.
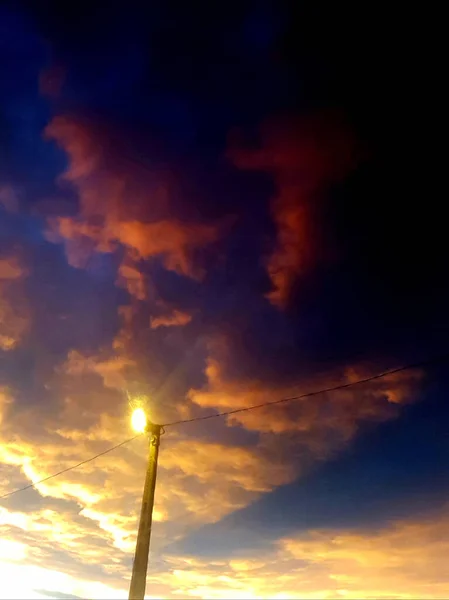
[229,113,355,308]
[150,309,193,329]
[44,116,222,295]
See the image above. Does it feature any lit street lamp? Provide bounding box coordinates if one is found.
[128,408,162,600]
[131,407,148,434]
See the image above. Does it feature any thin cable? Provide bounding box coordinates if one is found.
[163,351,449,427]
[0,433,142,501]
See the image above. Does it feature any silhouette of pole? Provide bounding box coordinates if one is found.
[128,423,161,600]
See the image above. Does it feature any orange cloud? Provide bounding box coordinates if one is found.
[44,116,222,293]
[0,388,12,425]
[1,344,292,539]
[0,255,28,351]
[190,354,420,429]
[0,341,442,600]
[229,113,355,308]
[267,196,315,307]
[280,508,449,599]
[161,438,294,494]
[0,256,24,281]
[0,380,294,597]
[61,349,136,390]
[188,346,422,478]
[163,507,449,599]
[150,309,193,329]
[116,260,147,300]
[45,117,103,182]
[2,500,449,600]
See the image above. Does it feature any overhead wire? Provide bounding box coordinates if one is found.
[1,351,449,501]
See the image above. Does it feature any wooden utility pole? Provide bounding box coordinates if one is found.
[128,423,161,600]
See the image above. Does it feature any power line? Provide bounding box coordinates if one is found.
[163,351,449,427]
[1,351,448,502]
[0,433,142,501]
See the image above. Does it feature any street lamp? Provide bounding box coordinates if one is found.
[128,408,162,600]
[131,407,147,434]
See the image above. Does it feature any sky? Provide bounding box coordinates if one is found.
[1,2,448,599]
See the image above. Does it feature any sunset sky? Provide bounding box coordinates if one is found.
[1,2,448,599]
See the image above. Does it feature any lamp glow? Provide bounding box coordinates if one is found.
[131,408,147,433]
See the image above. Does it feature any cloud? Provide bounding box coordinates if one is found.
[0,309,438,600]
[190,352,421,429]
[0,185,20,213]
[150,309,193,329]
[61,350,135,391]
[0,359,294,593]
[0,538,26,562]
[0,255,28,351]
[2,6,445,599]
[229,113,355,308]
[188,341,423,477]
[116,260,147,300]
[160,437,294,500]
[0,388,13,426]
[44,116,222,293]
[0,256,24,281]
[4,500,449,600]
[280,507,449,599]
[0,194,429,600]
[0,558,127,600]
[98,506,449,599]
[1,420,280,598]
[116,220,218,277]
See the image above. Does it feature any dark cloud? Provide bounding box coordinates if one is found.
[228,112,356,307]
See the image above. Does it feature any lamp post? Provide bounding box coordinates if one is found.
[128,409,162,600]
